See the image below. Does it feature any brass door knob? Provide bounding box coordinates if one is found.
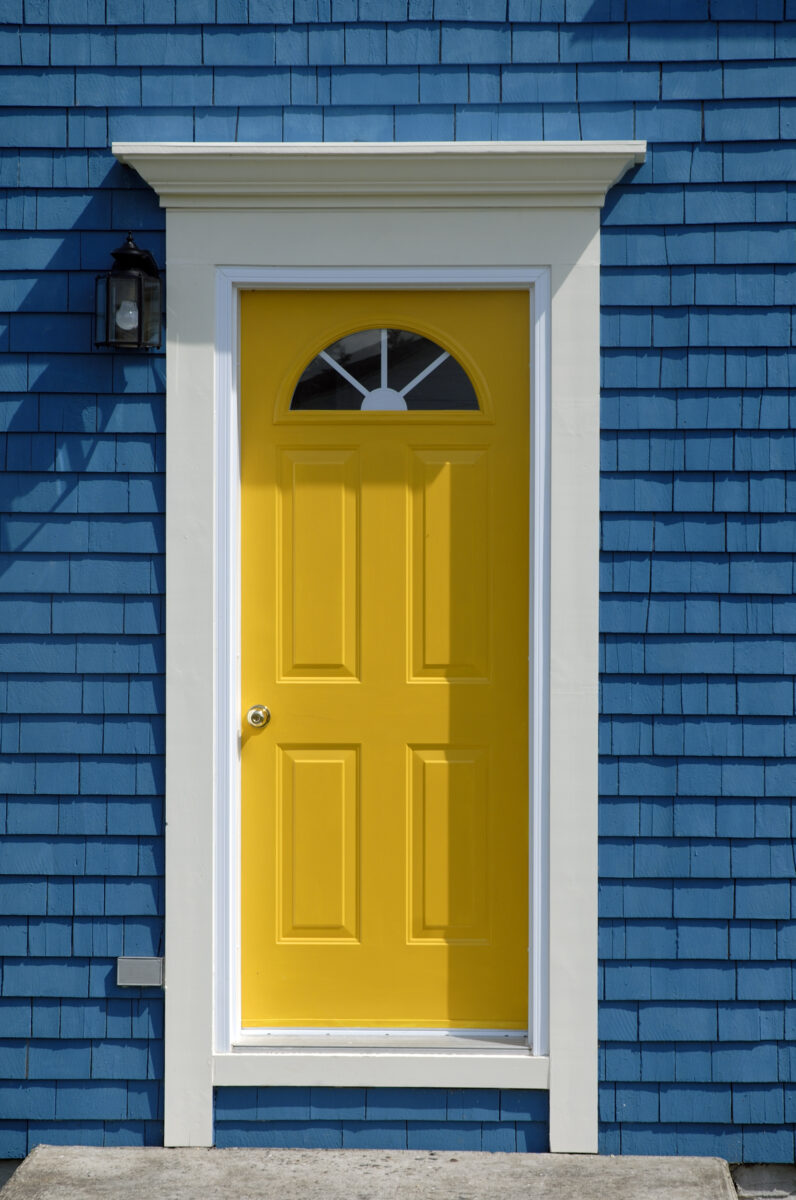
[246,705,271,728]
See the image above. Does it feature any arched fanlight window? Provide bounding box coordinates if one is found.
[291,328,479,411]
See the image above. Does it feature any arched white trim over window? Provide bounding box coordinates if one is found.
[114,140,645,1154]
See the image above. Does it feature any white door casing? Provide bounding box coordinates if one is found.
[113,140,646,1152]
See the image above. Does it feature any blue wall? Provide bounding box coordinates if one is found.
[215,1088,549,1151]
[0,0,795,1160]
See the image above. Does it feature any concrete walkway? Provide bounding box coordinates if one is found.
[734,1166,796,1200]
[0,1146,738,1200]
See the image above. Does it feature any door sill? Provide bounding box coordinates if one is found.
[213,1045,550,1089]
[235,1029,528,1051]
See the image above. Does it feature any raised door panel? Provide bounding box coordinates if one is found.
[277,745,359,942]
[410,449,489,680]
[408,746,489,944]
[279,448,359,680]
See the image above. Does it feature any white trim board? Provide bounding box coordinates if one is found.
[115,140,645,1155]
[213,1052,551,1090]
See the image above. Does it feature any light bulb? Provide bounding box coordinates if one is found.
[115,299,139,333]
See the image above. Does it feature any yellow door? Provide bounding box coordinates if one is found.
[241,290,529,1029]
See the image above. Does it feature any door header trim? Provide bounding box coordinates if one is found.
[114,139,645,209]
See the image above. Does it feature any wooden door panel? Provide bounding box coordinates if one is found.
[410,448,490,680]
[277,745,360,943]
[278,448,359,680]
[409,746,489,943]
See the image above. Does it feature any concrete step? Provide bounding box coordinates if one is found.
[733,1165,796,1200]
[0,1146,737,1200]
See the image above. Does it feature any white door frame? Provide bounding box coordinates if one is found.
[113,140,646,1154]
[214,265,550,1059]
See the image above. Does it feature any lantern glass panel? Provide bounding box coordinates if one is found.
[142,277,162,349]
[109,276,141,346]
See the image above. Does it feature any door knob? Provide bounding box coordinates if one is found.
[246,705,271,728]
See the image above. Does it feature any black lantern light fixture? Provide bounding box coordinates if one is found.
[95,233,162,350]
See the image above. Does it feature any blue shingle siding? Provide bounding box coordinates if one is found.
[214,1088,549,1151]
[1,0,795,1161]
[0,32,166,1145]
[594,6,796,1157]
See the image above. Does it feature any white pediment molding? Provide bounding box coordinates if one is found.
[113,140,646,210]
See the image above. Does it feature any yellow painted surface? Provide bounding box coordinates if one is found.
[241,290,529,1028]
